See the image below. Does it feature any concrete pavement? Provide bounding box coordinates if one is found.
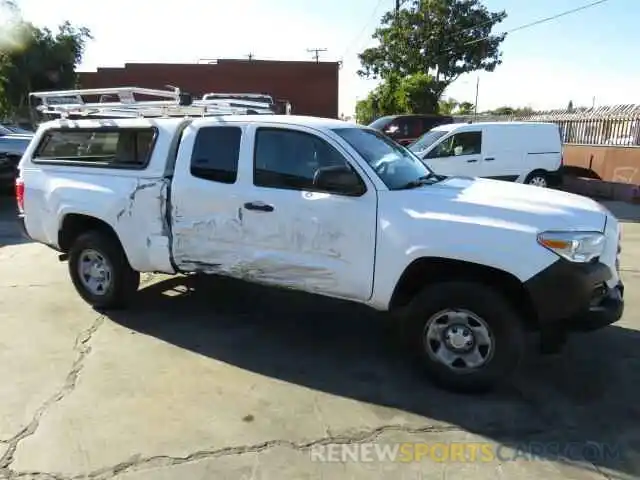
[1,195,639,479]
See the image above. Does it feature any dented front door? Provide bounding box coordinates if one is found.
[238,125,377,302]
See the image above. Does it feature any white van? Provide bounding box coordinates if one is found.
[409,122,563,187]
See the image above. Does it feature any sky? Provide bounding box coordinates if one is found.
[5,0,639,116]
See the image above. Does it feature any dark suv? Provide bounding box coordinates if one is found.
[369,114,454,146]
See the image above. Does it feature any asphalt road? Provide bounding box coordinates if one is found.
[1,194,639,479]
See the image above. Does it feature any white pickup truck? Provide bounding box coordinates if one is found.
[16,102,624,393]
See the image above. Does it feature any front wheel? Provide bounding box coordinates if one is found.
[68,231,140,310]
[400,281,525,394]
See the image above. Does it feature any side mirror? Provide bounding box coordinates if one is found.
[313,165,365,196]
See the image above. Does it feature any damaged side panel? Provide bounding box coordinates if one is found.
[172,212,342,294]
[170,190,377,302]
[166,120,377,302]
[114,177,174,273]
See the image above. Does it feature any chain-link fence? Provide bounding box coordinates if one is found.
[454,105,640,147]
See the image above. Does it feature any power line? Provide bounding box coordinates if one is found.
[340,0,387,61]
[454,0,611,50]
[506,0,610,35]
[343,0,610,72]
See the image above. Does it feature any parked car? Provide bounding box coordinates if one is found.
[16,93,623,394]
[409,121,563,187]
[369,114,454,146]
[0,126,33,188]
[1,124,33,135]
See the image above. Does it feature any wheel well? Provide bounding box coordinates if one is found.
[389,257,539,329]
[58,214,119,253]
[526,169,548,178]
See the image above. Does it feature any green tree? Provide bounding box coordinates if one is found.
[0,0,92,120]
[486,106,534,116]
[401,72,442,113]
[355,75,405,124]
[456,101,475,115]
[358,0,506,106]
[438,97,459,114]
[355,72,443,124]
[490,106,515,115]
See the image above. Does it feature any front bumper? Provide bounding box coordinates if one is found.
[524,258,624,332]
[565,281,624,331]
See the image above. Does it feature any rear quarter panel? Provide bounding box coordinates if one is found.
[19,119,181,273]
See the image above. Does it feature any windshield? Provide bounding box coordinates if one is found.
[368,116,394,129]
[332,127,437,190]
[409,130,448,153]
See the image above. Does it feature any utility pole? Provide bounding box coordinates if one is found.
[246,52,254,60]
[307,48,327,63]
[474,76,480,121]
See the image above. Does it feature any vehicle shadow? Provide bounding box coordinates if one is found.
[601,201,640,224]
[0,193,30,248]
[107,274,640,478]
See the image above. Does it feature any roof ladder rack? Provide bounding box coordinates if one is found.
[29,86,280,119]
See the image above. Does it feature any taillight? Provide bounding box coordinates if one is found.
[15,177,24,213]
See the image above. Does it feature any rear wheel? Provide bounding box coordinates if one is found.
[525,170,549,187]
[68,231,140,310]
[399,281,525,393]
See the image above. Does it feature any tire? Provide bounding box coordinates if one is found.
[68,230,140,310]
[524,170,549,187]
[399,281,525,394]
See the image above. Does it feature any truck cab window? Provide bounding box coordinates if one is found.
[191,126,242,184]
[253,128,355,192]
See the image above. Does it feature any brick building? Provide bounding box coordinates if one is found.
[78,59,340,118]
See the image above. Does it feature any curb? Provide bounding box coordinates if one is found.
[560,176,640,203]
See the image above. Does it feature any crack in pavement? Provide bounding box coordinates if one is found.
[0,285,60,289]
[6,423,561,480]
[0,314,106,476]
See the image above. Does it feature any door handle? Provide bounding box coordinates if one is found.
[467,159,478,163]
[244,201,274,212]
[484,157,495,161]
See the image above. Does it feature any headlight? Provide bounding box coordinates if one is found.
[537,231,605,263]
